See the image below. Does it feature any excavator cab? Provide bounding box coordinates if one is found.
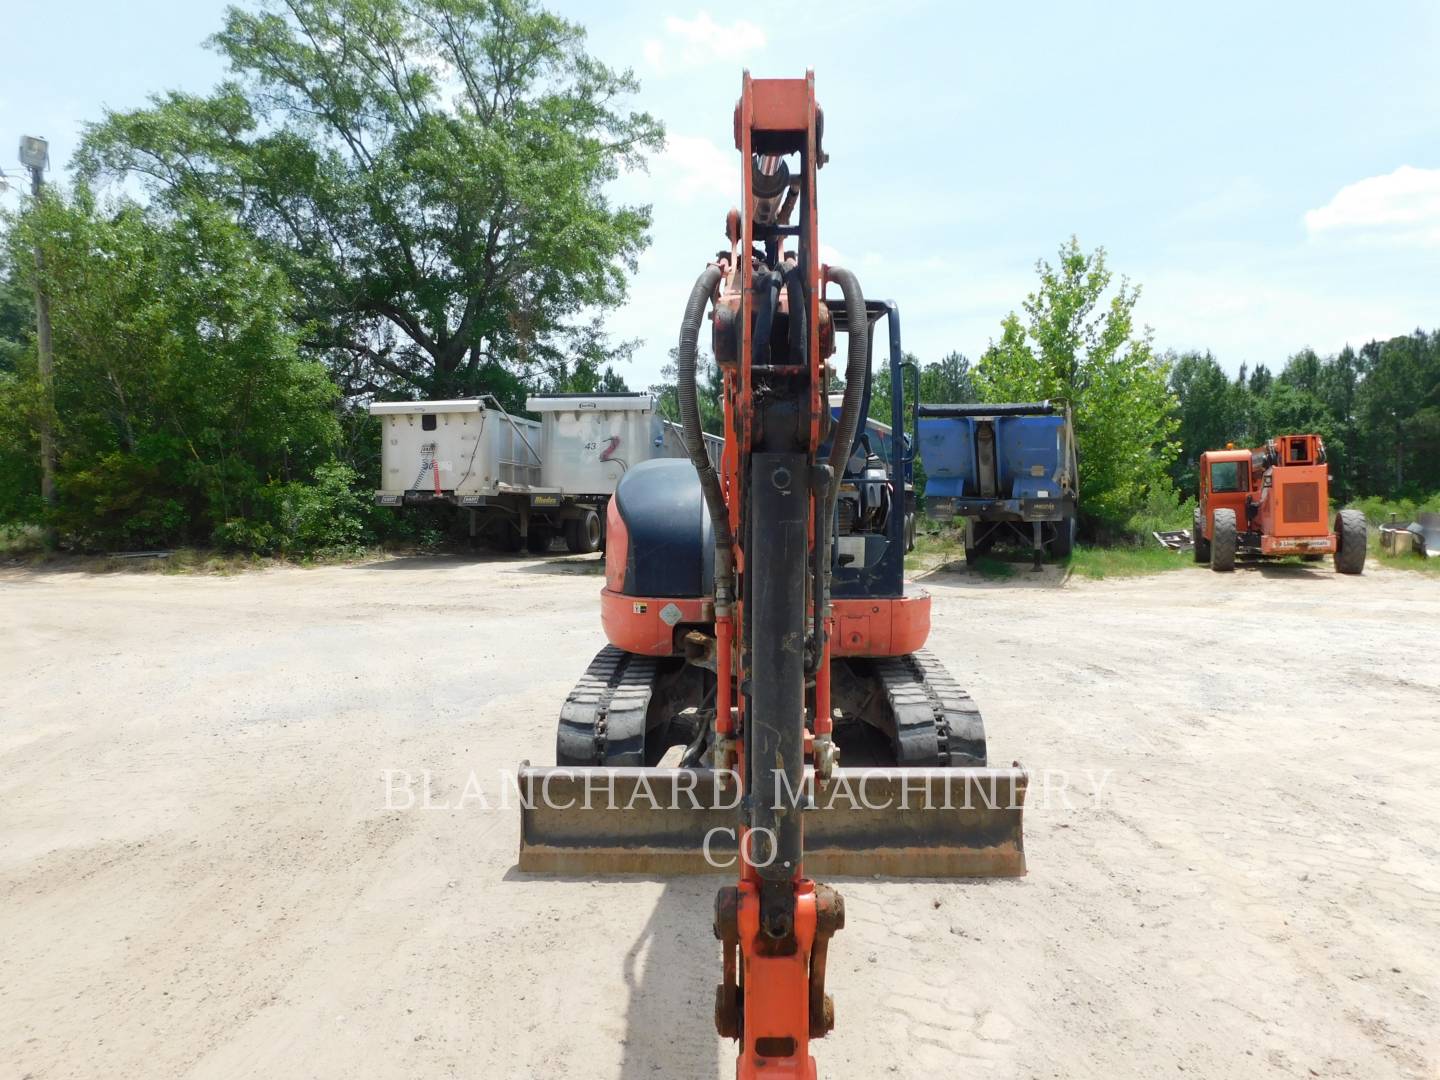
[824,300,912,598]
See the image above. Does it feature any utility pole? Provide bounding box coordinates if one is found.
[18,135,56,540]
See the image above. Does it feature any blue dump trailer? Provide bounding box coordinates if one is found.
[916,401,1078,567]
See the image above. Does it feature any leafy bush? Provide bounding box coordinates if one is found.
[976,238,1180,528]
[260,463,375,556]
[1123,487,1196,545]
[1,191,351,554]
[1351,493,1440,527]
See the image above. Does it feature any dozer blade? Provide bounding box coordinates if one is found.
[516,765,1026,877]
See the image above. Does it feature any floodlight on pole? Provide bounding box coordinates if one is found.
[19,135,49,171]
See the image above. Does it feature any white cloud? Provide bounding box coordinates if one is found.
[652,133,734,202]
[643,11,766,74]
[1304,165,1440,247]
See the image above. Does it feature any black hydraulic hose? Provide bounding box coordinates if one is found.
[783,262,807,365]
[825,266,868,518]
[676,265,735,585]
[752,269,780,368]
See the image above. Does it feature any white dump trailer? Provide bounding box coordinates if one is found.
[371,393,722,554]
[371,397,601,553]
[524,393,722,492]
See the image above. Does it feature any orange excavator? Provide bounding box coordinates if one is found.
[518,72,1026,1078]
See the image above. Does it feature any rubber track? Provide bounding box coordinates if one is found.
[555,645,658,766]
[874,649,987,766]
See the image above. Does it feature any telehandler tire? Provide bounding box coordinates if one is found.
[1334,508,1367,575]
[1211,508,1237,572]
[1193,509,1211,564]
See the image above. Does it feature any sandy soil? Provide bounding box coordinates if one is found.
[2,553,1438,1079]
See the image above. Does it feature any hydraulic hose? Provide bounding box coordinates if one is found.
[825,266,869,520]
[676,265,734,597]
[783,261,807,365]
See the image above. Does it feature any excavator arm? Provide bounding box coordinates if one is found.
[517,71,1026,1079]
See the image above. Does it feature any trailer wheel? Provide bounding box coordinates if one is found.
[1193,508,1211,564]
[526,526,555,554]
[1051,516,1076,558]
[964,522,994,567]
[495,520,523,553]
[904,511,917,553]
[1211,508,1237,572]
[565,510,601,554]
[1334,508,1366,575]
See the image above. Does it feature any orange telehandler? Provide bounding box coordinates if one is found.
[1193,433,1366,573]
[516,72,1026,1078]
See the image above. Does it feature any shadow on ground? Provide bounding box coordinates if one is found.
[619,878,723,1079]
[913,555,1071,590]
[353,553,493,571]
[501,869,722,1077]
[1239,559,1336,579]
[504,554,604,576]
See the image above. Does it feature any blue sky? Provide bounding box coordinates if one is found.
[3,0,1438,388]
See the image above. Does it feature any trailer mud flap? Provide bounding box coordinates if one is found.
[516,765,1026,877]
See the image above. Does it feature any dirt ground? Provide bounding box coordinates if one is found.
[2,553,1438,1079]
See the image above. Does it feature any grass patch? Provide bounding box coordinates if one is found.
[1352,494,1440,528]
[1375,551,1440,575]
[906,521,1190,581]
[1065,544,1190,580]
[2,544,397,575]
[968,555,1016,579]
[0,524,46,556]
[904,529,963,571]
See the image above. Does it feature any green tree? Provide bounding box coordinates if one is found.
[650,346,723,435]
[0,189,343,550]
[1263,380,1345,486]
[1356,330,1440,496]
[976,237,1178,527]
[868,350,973,431]
[78,0,663,403]
[919,350,975,406]
[1167,350,1245,493]
[0,271,32,376]
[1318,345,1361,497]
[1270,347,1356,499]
[542,323,633,395]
